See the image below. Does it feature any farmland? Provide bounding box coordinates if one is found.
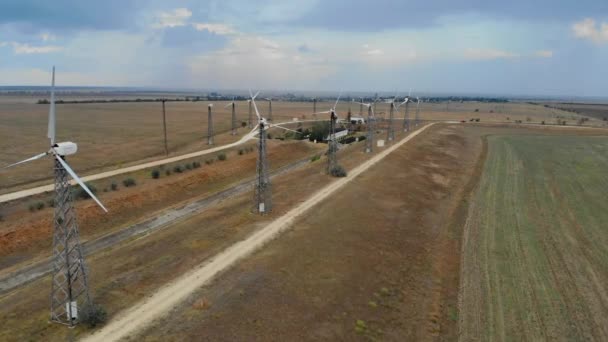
[459,133,608,341]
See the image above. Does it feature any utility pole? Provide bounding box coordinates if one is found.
[231,102,237,135]
[386,102,395,142]
[161,99,168,156]
[359,97,363,116]
[268,99,273,121]
[313,98,317,118]
[365,106,374,153]
[207,104,214,145]
[248,100,253,128]
[50,157,91,326]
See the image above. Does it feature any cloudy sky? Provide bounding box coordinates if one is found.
[1,0,607,96]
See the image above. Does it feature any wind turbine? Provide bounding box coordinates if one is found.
[249,90,303,214]
[312,97,317,119]
[314,93,343,174]
[400,89,412,132]
[356,100,377,153]
[224,98,237,135]
[207,103,214,145]
[3,67,107,326]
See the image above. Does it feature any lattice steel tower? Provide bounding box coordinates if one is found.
[50,157,91,326]
[386,102,395,142]
[207,104,214,145]
[402,98,410,132]
[327,110,338,173]
[365,106,374,153]
[254,122,271,214]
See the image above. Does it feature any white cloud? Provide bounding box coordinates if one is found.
[463,48,519,60]
[193,23,237,35]
[572,18,608,44]
[155,8,192,28]
[10,42,62,54]
[187,34,335,89]
[366,49,384,56]
[40,33,57,42]
[534,50,553,58]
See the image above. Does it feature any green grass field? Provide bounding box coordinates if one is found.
[459,134,608,341]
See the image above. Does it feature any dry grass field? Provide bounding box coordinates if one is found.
[127,123,483,341]
[0,122,397,341]
[459,131,608,341]
[0,95,597,192]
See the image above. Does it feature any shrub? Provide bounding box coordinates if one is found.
[165,169,172,176]
[110,182,118,191]
[205,159,214,165]
[80,303,107,328]
[173,165,183,173]
[241,121,247,127]
[267,133,272,139]
[474,109,479,112]
[123,178,136,187]
[75,183,98,200]
[47,199,55,208]
[310,154,321,162]
[28,203,36,212]
[185,163,192,170]
[192,161,201,168]
[329,165,347,177]
[151,169,160,179]
[238,149,244,155]
[217,153,227,161]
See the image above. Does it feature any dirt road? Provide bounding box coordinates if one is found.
[80,123,435,342]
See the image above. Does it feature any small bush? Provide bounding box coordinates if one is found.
[205,159,214,165]
[310,154,321,162]
[238,149,244,155]
[75,183,98,200]
[165,169,172,176]
[173,165,183,173]
[47,199,55,208]
[192,161,201,168]
[185,163,192,170]
[151,169,160,179]
[267,133,272,139]
[28,203,36,212]
[474,109,479,112]
[80,303,107,328]
[241,121,247,127]
[110,182,118,191]
[329,165,347,177]
[217,153,227,161]
[123,178,136,187]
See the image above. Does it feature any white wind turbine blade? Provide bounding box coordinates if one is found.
[313,110,331,114]
[250,91,262,120]
[3,152,48,169]
[54,154,108,212]
[270,125,303,134]
[333,91,342,110]
[48,66,56,145]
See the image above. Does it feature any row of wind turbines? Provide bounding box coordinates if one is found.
[2,67,423,327]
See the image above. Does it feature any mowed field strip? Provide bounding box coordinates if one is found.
[81,123,435,342]
[458,134,608,341]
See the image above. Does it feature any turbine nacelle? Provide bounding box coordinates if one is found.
[52,142,78,157]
